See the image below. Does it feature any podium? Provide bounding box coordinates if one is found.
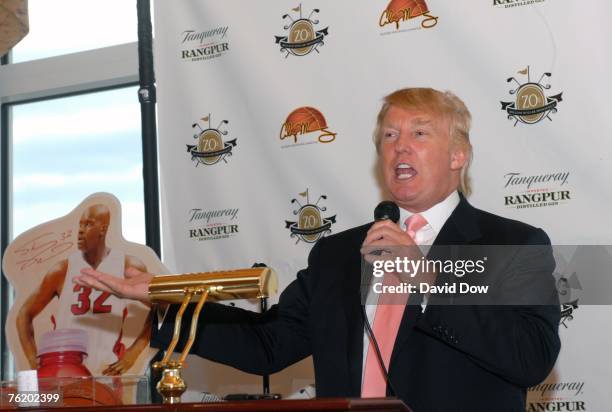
[0,398,410,411]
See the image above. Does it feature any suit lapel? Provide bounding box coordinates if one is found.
[343,225,370,397]
[433,195,481,246]
[344,281,364,396]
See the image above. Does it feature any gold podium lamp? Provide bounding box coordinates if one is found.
[148,267,278,403]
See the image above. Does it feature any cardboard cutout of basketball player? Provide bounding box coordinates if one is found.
[2,193,167,376]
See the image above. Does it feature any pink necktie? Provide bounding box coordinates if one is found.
[362,214,428,397]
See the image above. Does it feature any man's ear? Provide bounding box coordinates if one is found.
[450,146,468,171]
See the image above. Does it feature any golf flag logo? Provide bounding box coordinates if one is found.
[187,114,237,166]
[285,189,336,244]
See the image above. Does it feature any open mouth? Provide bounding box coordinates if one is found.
[395,163,417,180]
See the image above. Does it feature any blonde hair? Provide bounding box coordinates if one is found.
[373,88,473,196]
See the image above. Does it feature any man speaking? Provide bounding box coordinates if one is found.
[76,88,560,411]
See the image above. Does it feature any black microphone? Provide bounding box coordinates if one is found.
[371,201,399,252]
[374,201,400,223]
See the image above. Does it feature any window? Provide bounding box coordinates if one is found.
[11,87,145,242]
[0,0,154,380]
[11,0,138,63]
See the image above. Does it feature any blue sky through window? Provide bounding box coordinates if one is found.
[11,87,145,243]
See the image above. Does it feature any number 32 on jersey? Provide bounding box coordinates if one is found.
[71,284,112,315]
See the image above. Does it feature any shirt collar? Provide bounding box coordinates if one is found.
[399,191,460,234]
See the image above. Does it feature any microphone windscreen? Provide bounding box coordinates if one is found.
[374,201,400,223]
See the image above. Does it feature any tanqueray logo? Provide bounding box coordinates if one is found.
[285,189,336,244]
[501,66,563,126]
[180,26,229,62]
[187,114,237,166]
[493,0,547,9]
[379,0,438,32]
[275,4,329,58]
[279,106,337,148]
[503,171,571,210]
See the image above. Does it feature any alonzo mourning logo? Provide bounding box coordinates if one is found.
[285,189,336,244]
[275,4,329,58]
[501,66,563,126]
[379,0,438,34]
[187,114,237,166]
[279,107,337,148]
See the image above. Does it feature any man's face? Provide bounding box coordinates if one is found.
[77,208,107,252]
[380,105,465,212]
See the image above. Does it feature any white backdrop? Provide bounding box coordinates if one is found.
[154,0,612,409]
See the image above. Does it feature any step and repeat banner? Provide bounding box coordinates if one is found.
[153,0,612,408]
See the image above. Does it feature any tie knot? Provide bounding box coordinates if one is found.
[404,213,428,239]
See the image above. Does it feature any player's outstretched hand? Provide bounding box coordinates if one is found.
[74,267,153,305]
[102,347,140,376]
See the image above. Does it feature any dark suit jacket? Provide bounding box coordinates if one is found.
[152,196,560,412]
